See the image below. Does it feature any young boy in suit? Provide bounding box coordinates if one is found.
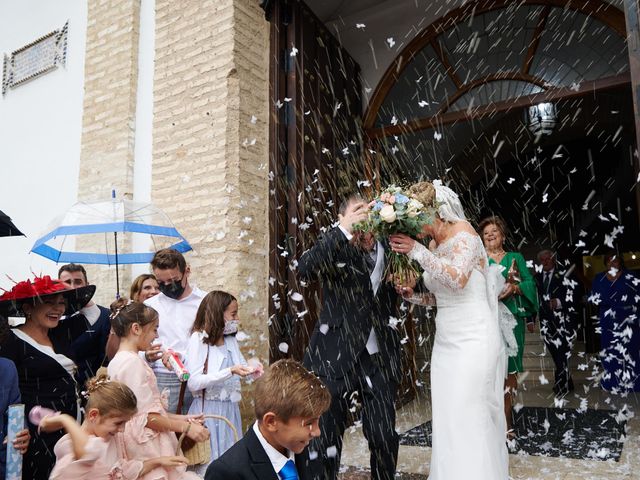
[205,359,331,480]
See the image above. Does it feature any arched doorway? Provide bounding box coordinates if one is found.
[361,0,640,417]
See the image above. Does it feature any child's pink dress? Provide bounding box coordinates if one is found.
[108,351,200,480]
[50,434,143,479]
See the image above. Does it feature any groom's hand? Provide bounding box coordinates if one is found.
[338,201,369,233]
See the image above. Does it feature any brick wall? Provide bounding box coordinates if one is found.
[152,0,270,374]
[77,0,141,301]
[78,0,270,424]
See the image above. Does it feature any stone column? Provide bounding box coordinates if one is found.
[153,0,270,363]
[78,0,140,302]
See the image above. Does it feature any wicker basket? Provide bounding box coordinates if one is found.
[176,414,239,466]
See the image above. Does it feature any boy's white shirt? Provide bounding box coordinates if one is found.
[252,421,294,474]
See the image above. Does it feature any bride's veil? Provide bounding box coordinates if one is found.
[432,179,517,366]
[433,180,466,223]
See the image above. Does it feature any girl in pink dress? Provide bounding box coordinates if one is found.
[44,373,189,479]
[107,299,209,480]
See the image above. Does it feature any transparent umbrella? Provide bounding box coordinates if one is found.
[31,192,191,296]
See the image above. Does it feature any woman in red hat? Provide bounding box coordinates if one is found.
[0,275,95,480]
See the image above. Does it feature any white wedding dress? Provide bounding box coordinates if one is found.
[409,230,509,480]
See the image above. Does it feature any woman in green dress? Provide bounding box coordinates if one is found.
[479,216,539,437]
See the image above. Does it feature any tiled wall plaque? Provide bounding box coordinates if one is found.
[2,21,68,96]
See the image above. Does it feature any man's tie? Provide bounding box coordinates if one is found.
[279,459,299,480]
[365,244,377,275]
[365,252,376,274]
[543,272,551,292]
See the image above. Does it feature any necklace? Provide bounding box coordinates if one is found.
[488,248,506,258]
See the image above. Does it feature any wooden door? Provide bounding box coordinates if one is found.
[267,0,363,362]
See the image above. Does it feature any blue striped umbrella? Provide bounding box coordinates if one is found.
[31,193,191,295]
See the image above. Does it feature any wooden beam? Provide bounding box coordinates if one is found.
[438,71,549,115]
[522,5,551,75]
[363,0,626,130]
[430,39,463,89]
[365,72,630,139]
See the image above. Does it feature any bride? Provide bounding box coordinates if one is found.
[390,180,509,479]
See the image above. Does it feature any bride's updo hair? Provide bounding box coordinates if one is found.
[408,181,437,210]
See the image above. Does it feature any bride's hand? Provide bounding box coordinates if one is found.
[389,234,415,254]
[395,285,415,298]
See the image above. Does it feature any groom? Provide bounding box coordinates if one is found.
[297,195,401,480]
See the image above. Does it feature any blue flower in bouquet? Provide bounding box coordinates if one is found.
[394,193,409,205]
[372,201,384,211]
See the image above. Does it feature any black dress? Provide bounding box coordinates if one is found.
[0,326,81,480]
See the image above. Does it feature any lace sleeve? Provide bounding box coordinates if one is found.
[408,232,481,290]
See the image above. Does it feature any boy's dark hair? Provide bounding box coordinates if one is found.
[254,359,331,422]
[604,250,625,269]
[192,291,237,346]
[150,248,187,273]
[338,194,364,216]
[58,263,88,283]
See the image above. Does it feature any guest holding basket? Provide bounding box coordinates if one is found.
[184,290,260,475]
[107,298,207,480]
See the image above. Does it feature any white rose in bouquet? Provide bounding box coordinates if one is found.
[406,199,424,218]
[379,204,397,223]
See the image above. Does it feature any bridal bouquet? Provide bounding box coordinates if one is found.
[355,185,435,284]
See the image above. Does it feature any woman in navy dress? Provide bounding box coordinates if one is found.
[0,276,94,480]
[590,252,640,393]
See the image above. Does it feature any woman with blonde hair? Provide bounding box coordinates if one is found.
[129,274,160,303]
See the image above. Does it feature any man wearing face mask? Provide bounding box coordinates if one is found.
[145,248,206,414]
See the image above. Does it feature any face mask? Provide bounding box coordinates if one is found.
[158,278,185,300]
[223,320,239,335]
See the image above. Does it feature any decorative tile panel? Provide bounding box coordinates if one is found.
[2,21,68,96]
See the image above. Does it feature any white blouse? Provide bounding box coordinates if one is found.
[184,331,247,395]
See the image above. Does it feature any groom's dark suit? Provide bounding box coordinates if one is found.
[297,227,400,480]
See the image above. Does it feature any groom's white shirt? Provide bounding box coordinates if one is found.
[338,226,381,355]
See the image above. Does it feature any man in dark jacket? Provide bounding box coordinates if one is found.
[58,264,111,386]
[297,196,401,480]
[535,250,579,396]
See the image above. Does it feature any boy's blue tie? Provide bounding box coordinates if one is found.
[279,459,299,480]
